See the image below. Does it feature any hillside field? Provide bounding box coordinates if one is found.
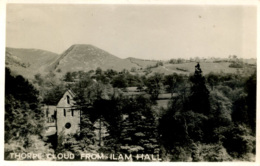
[5,45,256,80]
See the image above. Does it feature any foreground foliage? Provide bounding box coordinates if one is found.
[4,64,256,161]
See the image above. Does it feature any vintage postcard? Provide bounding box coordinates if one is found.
[1,0,259,165]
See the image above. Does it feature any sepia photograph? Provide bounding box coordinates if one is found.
[2,0,258,164]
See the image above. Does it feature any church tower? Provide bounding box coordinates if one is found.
[56,90,80,136]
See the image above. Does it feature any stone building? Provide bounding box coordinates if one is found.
[42,89,109,145]
[42,105,56,136]
[56,89,80,136]
[43,89,80,137]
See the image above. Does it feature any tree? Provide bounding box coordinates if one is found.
[42,84,66,105]
[34,73,44,86]
[70,76,120,155]
[231,71,256,137]
[245,72,256,134]
[125,74,141,87]
[205,90,233,143]
[232,94,249,125]
[158,95,208,161]
[96,95,124,154]
[93,116,109,146]
[145,73,164,100]
[112,75,128,89]
[206,73,219,90]
[189,63,210,115]
[73,112,99,154]
[164,73,183,97]
[209,90,232,124]
[190,143,232,161]
[222,124,255,159]
[95,67,103,75]
[64,72,74,82]
[72,75,95,107]
[119,96,159,155]
[104,69,118,79]
[5,68,50,159]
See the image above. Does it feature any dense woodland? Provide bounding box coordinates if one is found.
[5,61,256,161]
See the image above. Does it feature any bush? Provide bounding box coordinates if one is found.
[229,62,243,68]
[192,143,232,161]
[176,68,188,72]
[222,124,255,159]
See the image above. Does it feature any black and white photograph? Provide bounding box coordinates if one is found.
[2,0,258,164]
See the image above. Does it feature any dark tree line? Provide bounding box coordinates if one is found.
[5,68,54,159]
[158,64,256,161]
[5,62,256,161]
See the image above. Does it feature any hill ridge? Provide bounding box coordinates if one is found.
[49,44,137,73]
[6,45,256,80]
[6,47,59,55]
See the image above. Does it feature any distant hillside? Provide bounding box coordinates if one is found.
[242,59,256,65]
[146,61,256,76]
[126,57,159,69]
[50,44,139,73]
[5,45,256,80]
[5,48,60,79]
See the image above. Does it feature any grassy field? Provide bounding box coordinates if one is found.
[147,61,256,76]
[165,62,238,74]
[126,57,158,69]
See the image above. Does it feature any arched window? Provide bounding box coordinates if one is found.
[64,109,66,117]
[67,95,70,104]
[71,109,74,116]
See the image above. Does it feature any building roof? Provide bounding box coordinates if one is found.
[57,89,76,108]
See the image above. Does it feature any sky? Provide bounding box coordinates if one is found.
[6,4,257,60]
